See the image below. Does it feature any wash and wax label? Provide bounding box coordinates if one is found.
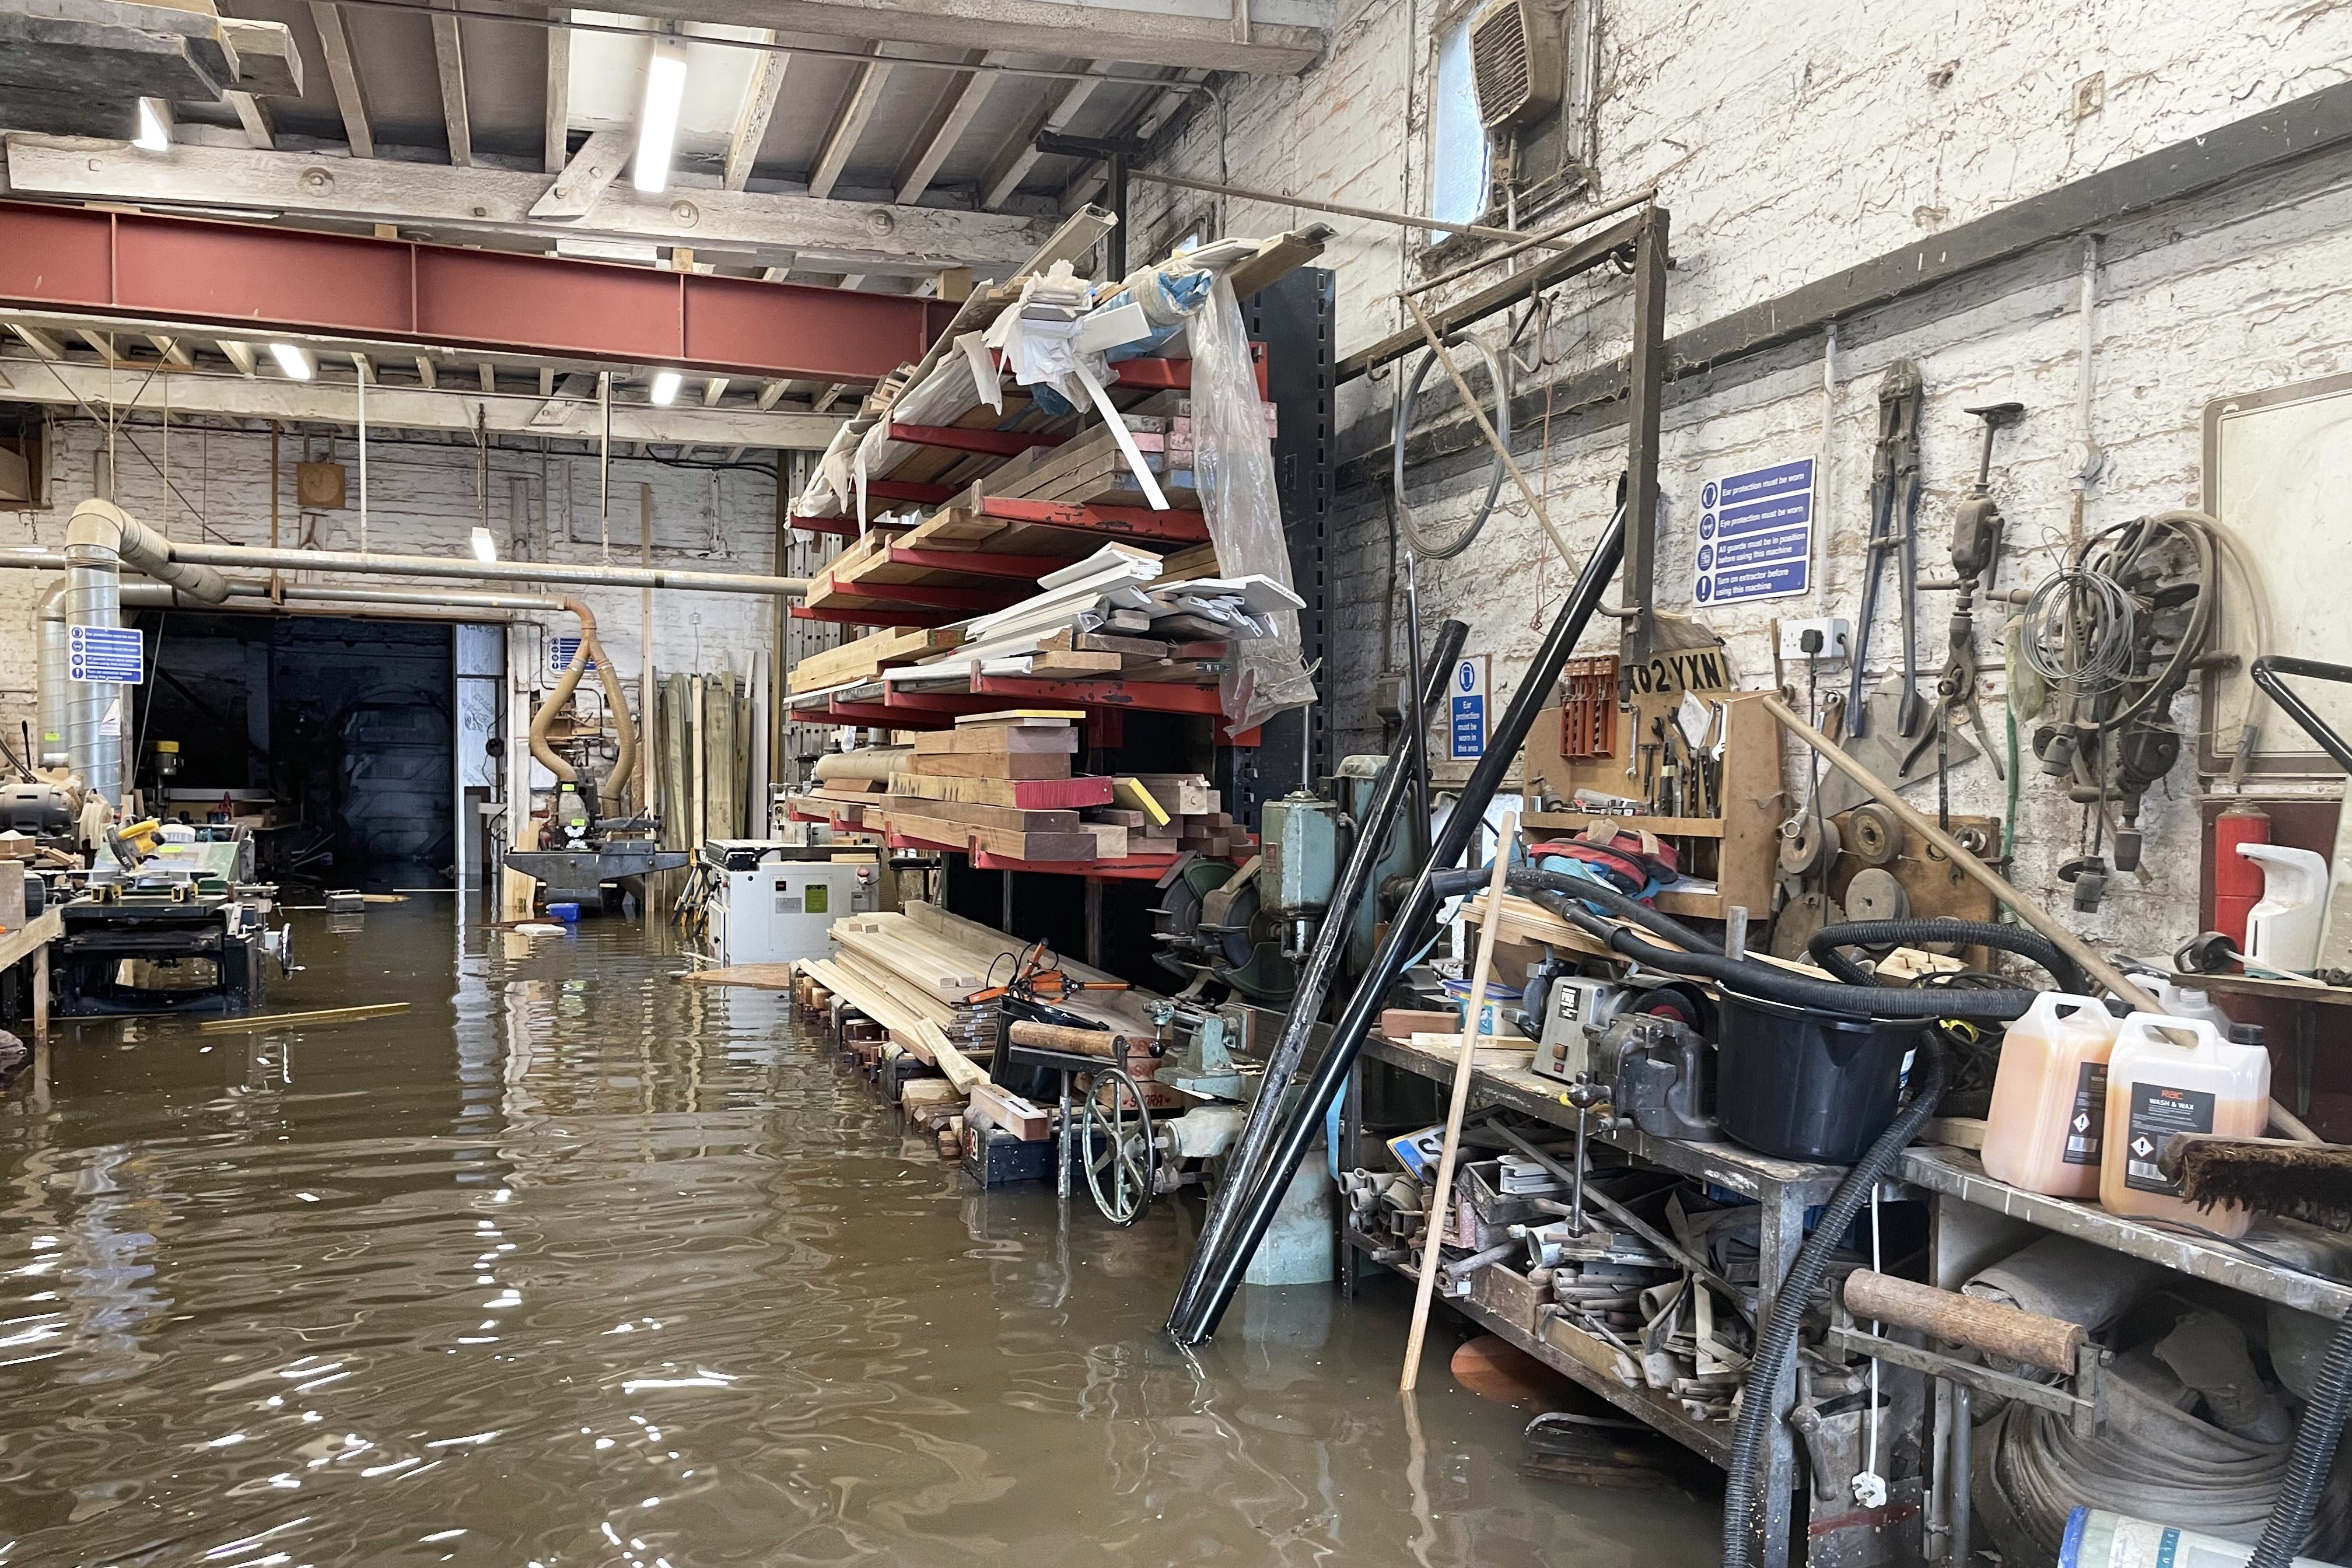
[2121,1082,2216,1193]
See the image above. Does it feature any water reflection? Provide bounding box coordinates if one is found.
[0,898,1716,1566]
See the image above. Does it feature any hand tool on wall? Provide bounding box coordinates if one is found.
[1908,402,2025,828]
[1847,361,1926,740]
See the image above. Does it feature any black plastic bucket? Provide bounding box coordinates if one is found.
[1713,987,1931,1163]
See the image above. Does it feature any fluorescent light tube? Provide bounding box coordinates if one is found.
[633,42,690,194]
[649,369,682,405]
[470,526,499,563]
[134,99,170,152]
[269,342,312,380]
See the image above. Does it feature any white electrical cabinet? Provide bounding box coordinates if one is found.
[700,841,881,965]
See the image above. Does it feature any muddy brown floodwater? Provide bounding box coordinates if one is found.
[0,898,1720,1567]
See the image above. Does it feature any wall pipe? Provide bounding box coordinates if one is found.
[1164,614,1468,1338]
[1168,503,1626,1346]
[32,570,639,813]
[61,499,233,800]
[161,540,808,598]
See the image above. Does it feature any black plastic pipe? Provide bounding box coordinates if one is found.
[1805,918,2087,995]
[1165,615,1468,1338]
[2248,1302,2352,1568]
[1167,503,1626,1346]
[1532,893,2043,1020]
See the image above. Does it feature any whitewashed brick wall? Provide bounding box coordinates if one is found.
[0,422,780,753]
[1129,0,2352,949]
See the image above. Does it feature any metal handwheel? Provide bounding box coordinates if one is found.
[1080,1065,1156,1226]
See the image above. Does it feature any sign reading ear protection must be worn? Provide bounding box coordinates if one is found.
[1450,654,1490,761]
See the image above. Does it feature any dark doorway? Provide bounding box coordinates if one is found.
[132,612,456,878]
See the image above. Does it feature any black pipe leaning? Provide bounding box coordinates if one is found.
[1164,616,1468,1338]
[1166,502,1627,1346]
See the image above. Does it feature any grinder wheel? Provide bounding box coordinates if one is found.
[1847,804,1902,867]
[1844,866,1910,925]
[1777,813,1841,877]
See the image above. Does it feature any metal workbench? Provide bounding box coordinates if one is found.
[1345,1032,1849,1568]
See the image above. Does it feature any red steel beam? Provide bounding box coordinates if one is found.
[886,422,1068,456]
[977,498,1211,544]
[0,200,958,383]
[883,545,1084,579]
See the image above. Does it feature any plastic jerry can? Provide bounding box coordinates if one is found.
[2099,1015,2272,1235]
[1981,992,2122,1199]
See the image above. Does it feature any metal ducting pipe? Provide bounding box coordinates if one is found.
[162,540,809,598]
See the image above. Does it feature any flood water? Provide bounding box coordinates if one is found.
[0,899,1718,1567]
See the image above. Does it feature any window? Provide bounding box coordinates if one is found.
[1428,9,1493,246]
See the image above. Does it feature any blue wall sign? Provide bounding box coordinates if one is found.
[67,625,144,684]
[1693,457,1814,604]
[1449,654,1489,761]
[547,635,596,675]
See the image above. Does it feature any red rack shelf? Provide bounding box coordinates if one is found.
[790,605,954,628]
[883,544,1087,579]
[977,497,1211,544]
[886,422,1069,457]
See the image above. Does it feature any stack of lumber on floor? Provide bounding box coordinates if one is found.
[795,902,1170,1128]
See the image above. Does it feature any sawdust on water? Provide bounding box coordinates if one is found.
[0,898,1718,1566]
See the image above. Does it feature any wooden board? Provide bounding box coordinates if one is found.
[883,807,1101,862]
[878,796,1083,834]
[968,1081,1051,1141]
[1124,775,1216,815]
[677,964,803,989]
[902,749,1071,779]
[911,726,1079,756]
[789,626,963,694]
[891,772,1115,808]
[954,708,1085,726]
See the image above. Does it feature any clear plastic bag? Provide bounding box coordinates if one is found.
[1192,277,1315,730]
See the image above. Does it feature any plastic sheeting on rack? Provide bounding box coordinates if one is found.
[1192,276,1314,732]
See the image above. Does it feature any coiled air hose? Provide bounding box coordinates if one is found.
[2251,1308,2352,1568]
[1390,333,1511,561]
[1719,1034,1949,1567]
[1807,919,2088,996]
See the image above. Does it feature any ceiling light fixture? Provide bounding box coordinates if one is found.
[649,369,683,405]
[134,99,170,152]
[470,526,499,563]
[268,342,313,380]
[632,41,690,195]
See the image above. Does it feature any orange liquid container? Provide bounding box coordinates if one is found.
[2099,1014,2272,1236]
[1980,992,2122,1198]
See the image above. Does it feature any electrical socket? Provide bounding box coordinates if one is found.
[1777,617,1852,666]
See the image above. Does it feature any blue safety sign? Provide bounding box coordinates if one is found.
[1449,654,1489,761]
[548,635,596,675]
[1693,457,1813,604]
[67,625,144,684]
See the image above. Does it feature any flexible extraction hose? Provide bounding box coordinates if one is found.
[1807,919,2088,995]
[527,598,636,816]
[1530,892,2042,1020]
[1721,1035,1949,1568]
[1391,334,1511,561]
[2250,1308,2352,1568]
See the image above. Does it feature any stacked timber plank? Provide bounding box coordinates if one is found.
[1098,774,1238,857]
[788,627,961,695]
[883,712,1113,860]
[794,902,1174,1137]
